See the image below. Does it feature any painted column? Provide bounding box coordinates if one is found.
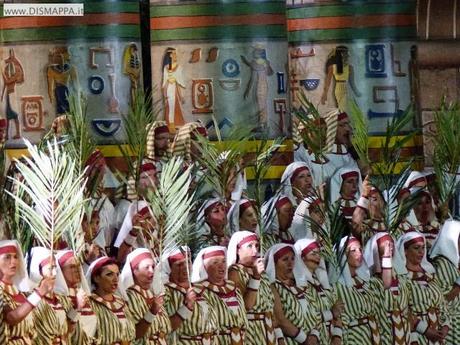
[150,0,289,139]
[0,0,142,146]
[286,1,417,137]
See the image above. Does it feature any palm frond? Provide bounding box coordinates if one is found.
[118,90,158,197]
[6,139,87,251]
[431,100,460,216]
[348,100,370,168]
[145,156,195,259]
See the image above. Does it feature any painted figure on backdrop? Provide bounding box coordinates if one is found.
[162,47,186,132]
[2,48,24,140]
[123,43,141,105]
[321,46,361,112]
[47,47,79,115]
[241,44,274,131]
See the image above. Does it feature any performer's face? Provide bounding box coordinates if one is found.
[204,256,227,284]
[61,257,81,288]
[94,264,119,294]
[237,240,259,266]
[133,258,155,290]
[346,242,363,268]
[405,240,425,267]
[275,250,295,280]
[155,132,170,152]
[340,176,358,198]
[170,258,191,285]
[336,118,351,145]
[82,212,100,242]
[414,194,434,224]
[302,247,321,271]
[0,250,18,281]
[292,169,313,197]
[277,202,294,231]
[239,206,258,232]
[139,169,158,191]
[205,203,227,228]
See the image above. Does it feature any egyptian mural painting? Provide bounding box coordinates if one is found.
[0,0,420,151]
[150,0,289,138]
[0,0,142,147]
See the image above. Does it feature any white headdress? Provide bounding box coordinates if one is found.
[85,256,116,292]
[331,236,370,287]
[114,200,149,248]
[294,238,330,289]
[119,248,155,300]
[394,232,435,275]
[280,162,312,206]
[329,165,362,205]
[160,246,190,284]
[363,232,393,275]
[28,246,52,289]
[228,198,257,233]
[227,231,259,268]
[55,249,90,295]
[430,220,460,266]
[265,243,304,283]
[0,240,30,292]
[191,246,227,283]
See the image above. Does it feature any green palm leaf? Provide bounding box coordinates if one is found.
[6,139,87,252]
[348,100,370,167]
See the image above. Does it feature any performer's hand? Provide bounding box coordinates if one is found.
[252,257,265,279]
[184,288,197,310]
[76,288,88,310]
[382,241,393,258]
[150,295,164,315]
[424,327,443,342]
[305,335,319,345]
[331,336,342,345]
[38,276,55,296]
[331,300,345,319]
[361,175,371,198]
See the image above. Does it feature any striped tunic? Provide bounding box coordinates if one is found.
[306,275,337,344]
[229,264,276,345]
[32,293,73,345]
[406,270,450,345]
[164,282,218,345]
[68,288,98,345]
[1,281,35,345]
[369,276,411,345]
[125,285,171,345]
[338,198,357,220]
[194,280,247,345]
[90,293,136,345]
[361,219,387,246]
[336,277,381,345]
[273,279,321,345]
[432,256,460,345]
[0,284,6,345]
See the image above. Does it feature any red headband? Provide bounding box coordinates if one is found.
[58,251,75,267]
[130,252,153,270]
[337,112,348,121]
[274,246,294,263]
[275,197,291,210]
[237,234,258,248]
[301,242,319,257]
[347,237,360,248]
[191,126,207,139]
[140,163,156,173]
[85,150,103,167]
[0,245,17,255]
[203,250,225,260]
[290,166,309,183]
[404,236,424,250]
[137,206,150,217]
[0,119,7,128]
[341,171,359,180]
[239,200,254,215]
[39,257,51,273]
[408,176,426,188]
[204,201,221,215]
[376,234,393,247]
[91,257,115,278]
[308,198,322,210]
[154,125,169,135]
[168,252,186,266]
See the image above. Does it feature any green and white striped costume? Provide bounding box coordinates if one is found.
[306,275,337,344]
[432,256,460,345]
[194,280,247,345]
[67,288,98,345]
[1,281,35,345]
[336,277,381,345]
[273,279,321,345]
[90,293,136,345]
[369,276,411,345]
[406,270,450,345]
[229,264,276,345]
[164,282,218,345]
[0,284,6,345]
[125,285,171,345]
[32,292,73,345]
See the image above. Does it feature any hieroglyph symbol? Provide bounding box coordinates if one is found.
[192,79,213,114]
[21,96,45,131]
